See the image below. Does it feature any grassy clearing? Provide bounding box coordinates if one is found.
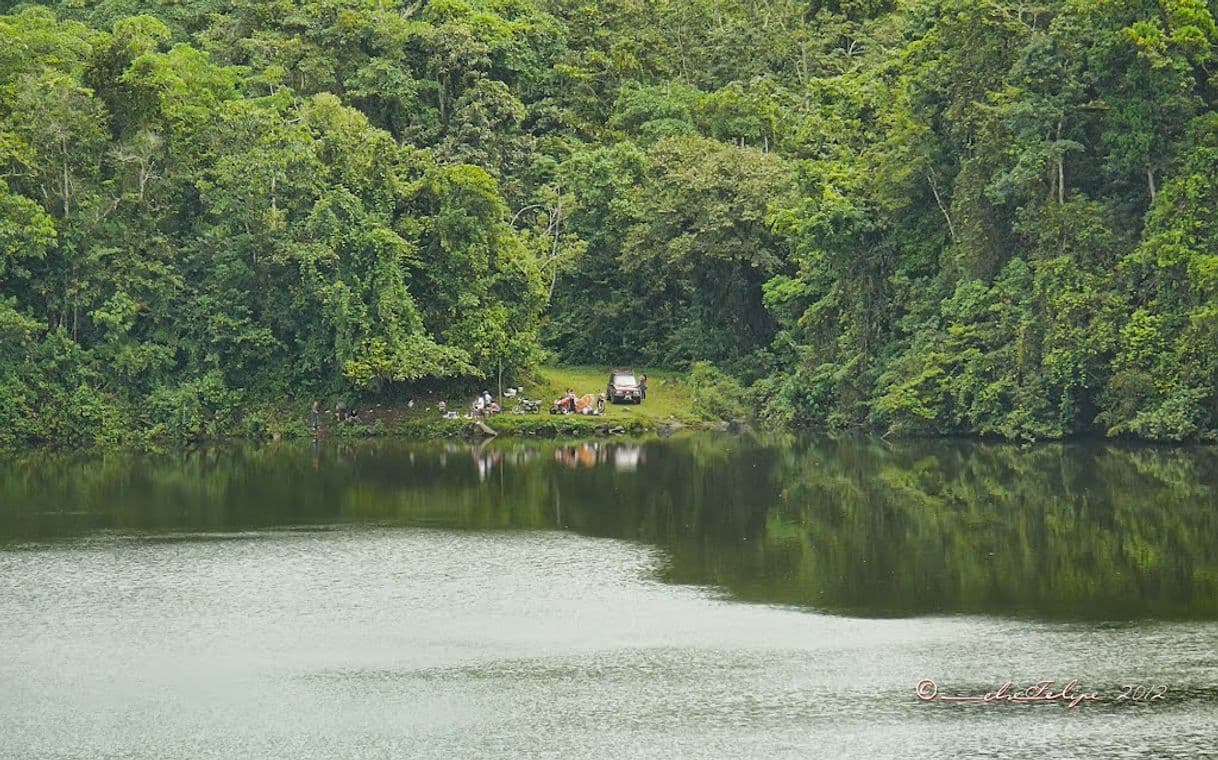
[520,366,701,425]
[369,365,702,438]
[277,365,707,442]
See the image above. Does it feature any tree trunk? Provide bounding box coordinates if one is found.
[1147,167,1157,202]
[1056,120,1065,206]
[547,198,563,301]
[927,174,958,243]
[62,159,71,218]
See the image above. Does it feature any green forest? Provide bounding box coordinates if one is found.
[1,0,1217,446]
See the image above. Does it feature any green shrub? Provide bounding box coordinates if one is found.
[687,362,750,422]
[144,372,242,443]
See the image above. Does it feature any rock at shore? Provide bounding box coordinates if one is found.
[467,421,498,438]
[657,422,687,438]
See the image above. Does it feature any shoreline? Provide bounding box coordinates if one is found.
[6,364,1215,453]
[6,412,1217,456]
[302,410,731,443]
[0,403,734,455]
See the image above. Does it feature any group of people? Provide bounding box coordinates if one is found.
[310,400,361,432]
[472,390,501,417]
[555,388,606,415]
[307,372,652,432]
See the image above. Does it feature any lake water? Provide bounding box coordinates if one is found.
[2,434,1217,758]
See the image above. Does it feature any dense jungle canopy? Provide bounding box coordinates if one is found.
[1,0,1217,445]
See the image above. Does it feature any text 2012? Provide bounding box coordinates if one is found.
[916,679,1168,709]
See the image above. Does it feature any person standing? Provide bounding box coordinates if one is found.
[639,374,648,401]
[310,400,320,433]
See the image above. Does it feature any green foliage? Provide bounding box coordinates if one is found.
[548,136,793,370]
[144,371,240,443]
[1100,113,1218,440]
[755,0,1218,440]
[686,362,749,422]
[0,3,551,447]
[2,0,1217,445]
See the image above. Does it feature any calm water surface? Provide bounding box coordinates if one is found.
[2,434,1217,758]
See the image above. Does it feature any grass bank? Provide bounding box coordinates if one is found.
[303,366,715,441]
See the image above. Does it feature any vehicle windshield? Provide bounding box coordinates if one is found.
[613,374,638,386]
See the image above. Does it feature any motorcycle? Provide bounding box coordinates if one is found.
[516,398,541,414]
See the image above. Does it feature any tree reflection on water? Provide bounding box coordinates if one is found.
[2,434,1216,620]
